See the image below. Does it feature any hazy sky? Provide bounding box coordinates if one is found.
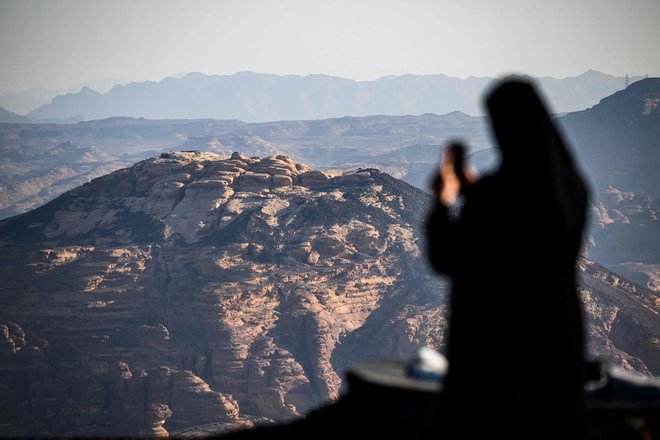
[1,0,659,93]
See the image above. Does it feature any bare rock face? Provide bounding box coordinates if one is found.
[588,186,660,265]
[0,151,657,436]
[579,259,660,375]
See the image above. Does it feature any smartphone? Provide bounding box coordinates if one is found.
[447,142,467,193]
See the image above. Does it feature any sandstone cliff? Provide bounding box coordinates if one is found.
[0,152,656,436]
[589,186,660,267]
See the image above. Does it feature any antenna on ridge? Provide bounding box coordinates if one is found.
[625,74,629,88]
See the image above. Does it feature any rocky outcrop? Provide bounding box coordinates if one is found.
[0,152,657,436]
[579,259,660,375]
[0,152,443,436]
[588,186,660,265]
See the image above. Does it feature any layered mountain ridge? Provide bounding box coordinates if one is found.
[2,79,658,232]
[0,152,657,436]
[23,70,638,122]
[0,112,487,219]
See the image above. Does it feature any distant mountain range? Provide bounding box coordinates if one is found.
[4,70,641,123]
[0,105,81,124]
[0,106,31,123]
[0,78,130,115]
[1,79,657,197]
[1,80,658,281]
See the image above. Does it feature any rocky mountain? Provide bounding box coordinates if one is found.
[579,259,659,375]
[0,152,657,437]
[0,152,446,436]
[589,186,660,265]
[0,105,31,123]
[560,79,660,286]
[0,113,489,219]
[561,78,660,197]
[383,79,660,277]
[0,88,68,116]
[0,141,136,219]
[587,186,660,296]
[0,79,130,115]
[26,70,637,122]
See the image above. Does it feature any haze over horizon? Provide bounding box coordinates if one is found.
[0,69,641,95]
[1,0,659,94]
[1,1,660,436]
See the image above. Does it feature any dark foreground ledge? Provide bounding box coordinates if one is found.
[218,360,660,440]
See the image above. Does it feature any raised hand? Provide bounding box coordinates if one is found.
[431,142,475,206]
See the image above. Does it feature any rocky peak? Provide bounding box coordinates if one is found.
[2,151,400,248]
[567,77,660,123]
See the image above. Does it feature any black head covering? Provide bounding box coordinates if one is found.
[486,78,589,247]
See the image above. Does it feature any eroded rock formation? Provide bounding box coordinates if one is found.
[0,152,446,436]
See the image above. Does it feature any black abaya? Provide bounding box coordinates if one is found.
[426,79,589,439]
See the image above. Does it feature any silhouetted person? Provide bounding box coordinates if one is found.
[426,79,588,439]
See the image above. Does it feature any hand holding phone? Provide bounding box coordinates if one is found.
[432,142,473,206]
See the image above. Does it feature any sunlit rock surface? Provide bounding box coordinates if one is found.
[0,152,446,436]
